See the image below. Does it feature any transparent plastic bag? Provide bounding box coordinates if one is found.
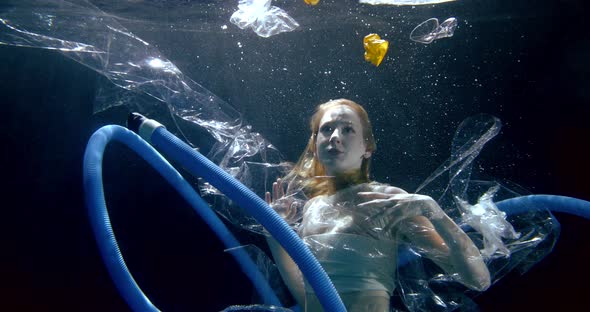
[230,0,299,38]
[410,18,458,44]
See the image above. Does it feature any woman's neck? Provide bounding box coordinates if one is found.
[331,170,367,191]
[304,169,369,197]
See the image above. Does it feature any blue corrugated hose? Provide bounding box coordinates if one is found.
[84,125,283,311]
[83,124,345,312]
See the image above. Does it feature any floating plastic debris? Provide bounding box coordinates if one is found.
[363,33,389,66]
[359,0,456,5]
[457,185,521,259]
[230,0,299,38]
[304,0,320,5]
[410,17,458,44]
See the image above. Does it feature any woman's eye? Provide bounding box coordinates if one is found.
[344,126,354,133]
[320,125,332,133]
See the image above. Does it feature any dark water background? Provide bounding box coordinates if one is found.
[1,0,589,311]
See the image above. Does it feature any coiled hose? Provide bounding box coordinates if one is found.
[83,124,345,311]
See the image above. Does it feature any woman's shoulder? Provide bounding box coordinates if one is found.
[302,194,326,209]
[368,181,409,194]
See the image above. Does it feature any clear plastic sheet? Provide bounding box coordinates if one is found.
[1,0,241,142]
[399,115,559,311]
[0,0,286,228]
[230,0,299,38]
[1,2,559,311]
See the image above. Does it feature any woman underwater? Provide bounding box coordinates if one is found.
[265,99,491,312]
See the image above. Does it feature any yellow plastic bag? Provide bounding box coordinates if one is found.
[363,33,389,66]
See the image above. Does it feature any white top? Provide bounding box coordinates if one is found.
[298,183,399,295]
[303,233,397,295]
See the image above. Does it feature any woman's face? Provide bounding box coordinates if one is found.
[315,105,368,176]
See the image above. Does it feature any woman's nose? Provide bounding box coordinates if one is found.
[329,129,341,144]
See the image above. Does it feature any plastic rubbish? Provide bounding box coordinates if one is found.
[230,0,300,38]
[457,185,521,259]
[363,33,389,66]
[410,17,458,44]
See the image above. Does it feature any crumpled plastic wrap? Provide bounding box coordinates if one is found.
[230,0,299,38]
[457,185,521,259]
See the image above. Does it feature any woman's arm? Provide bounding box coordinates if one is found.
[358,189,490,291]
[399,200,491,291]
[265,236,306,307]
[264,178,307,307]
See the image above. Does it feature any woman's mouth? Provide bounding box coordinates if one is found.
[327,148,342,155]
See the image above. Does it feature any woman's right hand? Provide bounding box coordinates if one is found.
[265,178,299,221]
